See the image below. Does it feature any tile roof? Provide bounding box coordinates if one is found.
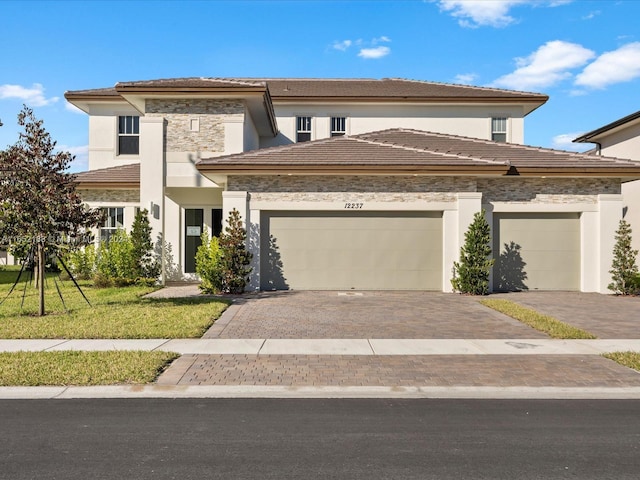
[197,128,640,176]
[74,163,140,187]
[574,109,640,143]
[64,77,547,102]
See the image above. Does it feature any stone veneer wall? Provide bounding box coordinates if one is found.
[478,178,621,203]
[228,175,620,204]
[146,99,243,152]
[80,189,140,203]
[228,175,477,202]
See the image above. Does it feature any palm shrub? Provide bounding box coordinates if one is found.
[195,231,223,294]
[451,210,495,295]
[218,209,253,294]
[608,219,639,295]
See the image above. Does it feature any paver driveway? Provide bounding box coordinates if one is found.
[205,291,548,339]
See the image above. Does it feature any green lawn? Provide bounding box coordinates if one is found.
[603,351,640,372]
[0,350,179,386]
[0,269,230,338]
[480,298,597,339]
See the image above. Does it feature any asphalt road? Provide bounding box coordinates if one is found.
[1,398,639,479]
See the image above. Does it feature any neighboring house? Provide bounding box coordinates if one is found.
[65,78,640,293]
[574,110,640,253]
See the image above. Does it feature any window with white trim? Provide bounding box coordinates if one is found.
[330,117,346,137]
[100,207,124,243]
[118,116,140,155]
[296,116,312,142]
[491,117,507,143]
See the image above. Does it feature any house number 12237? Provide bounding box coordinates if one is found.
[344,202,364,209]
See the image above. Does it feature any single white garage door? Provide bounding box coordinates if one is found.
[493,213,580,291]
[260,211,442,290]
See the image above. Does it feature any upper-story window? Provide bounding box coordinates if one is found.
[296,116,312,142]
[491,117,507,143]
[331,117,346,137]
[100,207,124,243]
[118,116,139,155]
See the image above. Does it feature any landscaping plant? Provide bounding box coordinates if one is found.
[608,219,639,295]
[0,107,102,315]
[195,231,223,294]
[130,209,160,280]
[451,210,494,295]
[218,209,253,294]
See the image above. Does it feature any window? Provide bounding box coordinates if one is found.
[491,117,507,143]
[330,117,346,137]
[100,207,124,243]
[212,208,223,237]
[118,116,139,155]
[296,116,311,142]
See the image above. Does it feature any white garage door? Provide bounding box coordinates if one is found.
[260,211,443,290]
[493,213,580,291]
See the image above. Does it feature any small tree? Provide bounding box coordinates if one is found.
[218,209,253,294]
[131,209,160,280]
[608,219,639,295]
[451,210,495,295]
[0,107,102,315]
[195,231,223,293]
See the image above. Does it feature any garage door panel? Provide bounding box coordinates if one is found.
[494,213,580,291]
[261,211,442,290]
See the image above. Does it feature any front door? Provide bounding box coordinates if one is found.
[185,208,203,273]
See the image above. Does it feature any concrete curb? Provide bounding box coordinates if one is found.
[4,385,640,400]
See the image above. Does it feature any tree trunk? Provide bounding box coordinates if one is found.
[38,242,45,316]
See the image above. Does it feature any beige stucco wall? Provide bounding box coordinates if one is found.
[87,102,141,170]
[262,103,527,148]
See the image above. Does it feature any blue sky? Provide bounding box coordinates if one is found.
[1,0,639,172]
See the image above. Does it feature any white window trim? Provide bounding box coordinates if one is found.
[330,115,349,137]
[490,116,509,142]
[115,114,141,157]
[295,115,313,142]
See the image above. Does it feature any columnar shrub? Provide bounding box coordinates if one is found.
[608,219,639,295]
[195,231,223,294]
[218,209,253,294]
[451,210,495,295]
[131,209,160,280]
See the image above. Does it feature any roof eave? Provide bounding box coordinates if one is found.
[196,164,510,175]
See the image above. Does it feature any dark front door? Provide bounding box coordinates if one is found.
[185,209,203,273]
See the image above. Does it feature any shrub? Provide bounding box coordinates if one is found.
[65,244,97,280]
[451,210,494,295]
[608,219,639,295]
[195,231,223,294]
[131,209,160,280]
[95,230,136,285]
[218,209,253,294]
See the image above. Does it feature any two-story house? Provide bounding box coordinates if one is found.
[574,110,640,253]
[65,77,640,293]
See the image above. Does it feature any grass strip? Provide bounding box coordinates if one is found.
[480,298,597,339]
[0,350,179,386]
[603,351,640,372]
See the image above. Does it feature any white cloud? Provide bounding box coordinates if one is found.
[490,40,595,90]
[575,42,640,89]
[57,144,89,172]
[0,83,59,107]
[551,133,591,152]
[582,10,600,20]
[436,0,526,28]
[332,40,352,51]
[358,46,391,59]
[372,36,391,44]
[435,1,572,28]
[454,73,478,84]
